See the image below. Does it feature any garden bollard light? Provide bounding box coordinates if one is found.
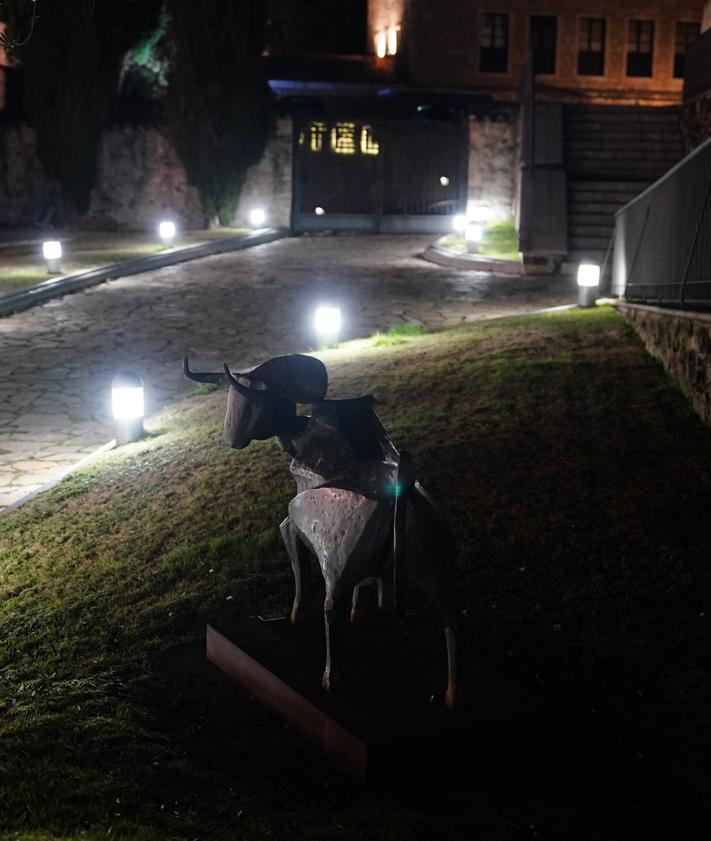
[112,370,145,445]
[314,306,341,347]
[577,263,600,308]
[43,240,62,273]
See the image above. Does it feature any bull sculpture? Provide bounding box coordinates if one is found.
[185,354,459,708]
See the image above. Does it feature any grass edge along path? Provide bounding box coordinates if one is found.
[2,307,711,840]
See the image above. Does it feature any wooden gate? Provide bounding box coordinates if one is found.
[292,117,469,233]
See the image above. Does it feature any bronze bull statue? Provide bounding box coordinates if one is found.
[185,354,459,708]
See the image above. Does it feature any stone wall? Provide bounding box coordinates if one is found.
[468,110,519,221]
[681,91,711,153]
[233,117,293,229]
[0,124,48,227]
[0,118,294,231]
[84,127,204,230]
[619,302,711,425]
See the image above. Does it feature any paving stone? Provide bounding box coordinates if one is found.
[0,236,576,510]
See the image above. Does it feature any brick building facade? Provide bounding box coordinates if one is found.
[369,0,705,105]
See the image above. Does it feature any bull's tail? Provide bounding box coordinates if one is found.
[393,450,416,616]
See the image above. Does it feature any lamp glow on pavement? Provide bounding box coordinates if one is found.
[42,240,62,273]
[315,306,341,345]
[452,214,467,233]
[111,370,145,444]
[158,221,176,246]
[249,208,267,227]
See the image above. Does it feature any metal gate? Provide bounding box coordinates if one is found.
[292,117,468,233]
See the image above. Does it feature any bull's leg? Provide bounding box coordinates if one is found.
[349,576,383,623]
[322,590,345,692]
[280,516,311,624]
[434,595,459,709]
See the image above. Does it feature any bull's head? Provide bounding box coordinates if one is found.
[184,355,328,450]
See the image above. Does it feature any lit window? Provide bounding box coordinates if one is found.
[330,122,357,155]
[386,25,399,56]
[627,20,654,77]
[360,126,380,155]
[309,122,327,152]
[578,18,606,76]
[674,21,700,78]
[480,13,508,73]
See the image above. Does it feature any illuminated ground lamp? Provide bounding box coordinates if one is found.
[577,262,600,308]
[158,220,176,248]
[42,240,62,273]
[465,223,483,253]
[314,305,341,348]
[111,370,145,445]
[452,214,467,233]
[249,208,267,227]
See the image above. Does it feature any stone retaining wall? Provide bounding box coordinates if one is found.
[0,118,293,231]
[681,91,711,154]
[619,302,711,425]
[468,110,518,221]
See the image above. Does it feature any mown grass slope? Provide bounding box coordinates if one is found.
[2,307,711,840]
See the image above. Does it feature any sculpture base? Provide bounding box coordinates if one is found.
[207,616,543,782]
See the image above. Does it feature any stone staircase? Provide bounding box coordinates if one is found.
[564,105,685,263]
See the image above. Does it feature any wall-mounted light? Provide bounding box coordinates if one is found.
[249,208,267,227]
[440,176,450,187]
[577,263,600,308]
[314,206,326,216]
[42,240,62,273]
[314,305,341,347]
[159,220,176,247]
[111,370,145,445]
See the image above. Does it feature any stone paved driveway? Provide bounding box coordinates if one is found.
[0,235,576,510]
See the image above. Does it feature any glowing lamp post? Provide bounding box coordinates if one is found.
[159,221,176,248]
[43,240,62,273]
[111,370,145,445]
[249,208,267,227]
[314,305,341,347]
[577,263,600,308]
[465,223,483,253]
[452,214,467,234]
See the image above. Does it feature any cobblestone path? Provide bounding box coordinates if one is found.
[0,235,575,509]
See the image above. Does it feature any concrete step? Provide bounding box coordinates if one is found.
[568,235,613,250]
[566,250,608,264]
[568,212,617,227]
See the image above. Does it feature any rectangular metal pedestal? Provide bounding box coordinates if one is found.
[207,617,538,782]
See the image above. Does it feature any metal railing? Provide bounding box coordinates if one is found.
[612,136,711,308]
[684,28,711,101]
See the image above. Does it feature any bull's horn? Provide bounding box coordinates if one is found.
[183,357,226,385]
[223,363,270,401]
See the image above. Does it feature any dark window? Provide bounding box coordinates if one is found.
[674,21,700,78]
[480,13,509,73]
[627,20,654,77]
[577,18,606,76]
[531,16,557,75]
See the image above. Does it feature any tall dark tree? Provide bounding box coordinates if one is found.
[2,0,162,218]
[166,0,272,225]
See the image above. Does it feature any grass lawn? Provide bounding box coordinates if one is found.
[441,221,522,263]
[2,307,711,840]
[0,229,248,296]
